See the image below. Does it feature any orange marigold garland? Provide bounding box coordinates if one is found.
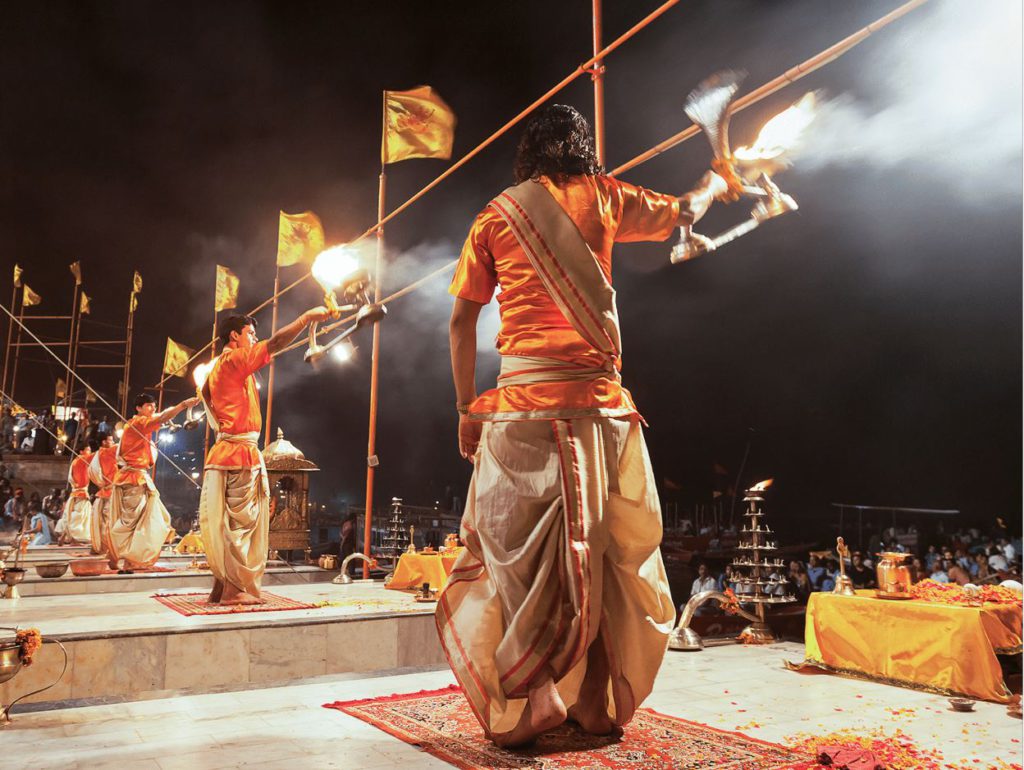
[15,627,42,667]
[910,579,1022,607]
[720,587,741,615]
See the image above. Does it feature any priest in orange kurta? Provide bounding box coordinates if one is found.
[199,307,328,605]
[88,432,118,556]
[108,393,198,569]
[62,441,95,544]
[438,105,733,747]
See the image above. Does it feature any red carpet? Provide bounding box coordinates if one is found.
[153,591,318,616]
[324,685,812,769]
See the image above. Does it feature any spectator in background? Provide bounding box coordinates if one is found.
[690,562,717,597]
[947,558,971,586]
[999,537,1016,563]
[98,415,111,436]
[910,556,926,582]
[929,560,950,583]
[973,553,992,583]
[924,545,940,570]
[806,554,826,591]
[28,505,52,546]
[788,560,811,601]
[988,546,1009,573]
[3,487,26,530]
[848,552,875,588]
[820,559,838,592]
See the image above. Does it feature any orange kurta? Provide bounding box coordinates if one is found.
[69,452,92,499]
[204,340,271,470]
[94,445,118,499]
[112,416,160,487]
[450,174,679,418]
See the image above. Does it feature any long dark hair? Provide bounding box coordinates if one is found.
[513,104,603,184]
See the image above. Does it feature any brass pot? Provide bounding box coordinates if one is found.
[0,641,23,685]
[876,552,912,597]
[318,555,338,570]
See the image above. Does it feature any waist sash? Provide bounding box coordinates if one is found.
[497,355,619,388]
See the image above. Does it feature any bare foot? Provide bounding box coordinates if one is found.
[218,591,264,606]
[567,631,617,735]
[207,579,224,604]
[493,674,566,748]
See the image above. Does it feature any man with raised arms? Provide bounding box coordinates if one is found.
[438,104,733,747]
[108,393,198,569]
[198,307,328,606]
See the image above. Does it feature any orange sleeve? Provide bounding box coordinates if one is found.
[135,416,161,434]
[236,340,272,377]
[613,179,680,243]
[449,210,498,304]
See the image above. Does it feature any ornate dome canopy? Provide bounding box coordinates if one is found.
[262,428,319,471]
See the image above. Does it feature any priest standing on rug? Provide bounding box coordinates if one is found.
[438,104,734,747]
[198,308,328,606]
[88,431,118,557]
[62,439,96,545]
[109,394,198,570]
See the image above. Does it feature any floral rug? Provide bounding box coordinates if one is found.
[153,591,319,616]
[323,686,812,769]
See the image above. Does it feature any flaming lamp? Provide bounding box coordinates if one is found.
[671,72,812,264]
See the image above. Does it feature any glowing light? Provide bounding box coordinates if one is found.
[311,245,360,292]
[192,360,215,389]
[331,339,356,364]
[115,428,124,439]
[750,478,774,492]
[158,433,173,444]
[734,93,817,162]
[191,472,200,479]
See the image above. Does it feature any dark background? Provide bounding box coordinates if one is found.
[1,1,1020,539]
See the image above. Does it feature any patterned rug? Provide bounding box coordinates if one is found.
[324,686,812,769]
[153,591,319,616]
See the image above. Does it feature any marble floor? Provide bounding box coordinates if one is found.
[5,641,1021,770]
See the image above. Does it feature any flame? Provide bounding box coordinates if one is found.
[734,92,816,162]
[311,244,360,292]
[192,360,215,389]
[750,478,774,492]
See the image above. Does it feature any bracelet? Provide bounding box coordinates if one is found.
[456,403,470,416]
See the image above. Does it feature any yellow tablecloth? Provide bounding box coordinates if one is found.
[798,590,1022,703]
[386,550,462,591]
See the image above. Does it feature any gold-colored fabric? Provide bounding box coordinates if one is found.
[199,462,270,596]
[79,292,90,315]
[13,264,21,288]
[69,261,82,285]
[215,264,239,312]
[277,211,325,267]
[22,284,41,307]
[450,175,678,420]
[63,497,92,544]
[387,551,461,591]
[163,337,195,377]
[803,591,1021,703]
[133,270,143,294]
[108,482,171,567]
[90,496,110,555]
[436,416,674,736]
[382,86,456,164]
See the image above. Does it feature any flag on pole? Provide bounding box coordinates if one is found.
[163,337,195,378]
[80,292,91,315]
[69,261,82,286]
[22,285,41,307]
[85,389,97,404]
[133,271,143,294]
[381,86,456,164]
[13,265,22,288]
[130,293,139,312]
[55,378,67,399]
[277,211,325,267]
[215,265,239,312]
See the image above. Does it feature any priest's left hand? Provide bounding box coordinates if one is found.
[458,414,481,463]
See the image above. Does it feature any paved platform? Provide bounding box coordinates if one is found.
[4,641,1021,769]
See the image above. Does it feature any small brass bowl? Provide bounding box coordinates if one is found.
[0,641,23,685]
[35,562,69,579]
[70,558,107,577]
[949,697,976,712]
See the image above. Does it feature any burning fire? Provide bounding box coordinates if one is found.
[734,92,817,162]
[749,478,774,492]
[311,244,360,292]
[192,360,215,389]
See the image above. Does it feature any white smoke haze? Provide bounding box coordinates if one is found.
[784,0,1022,199]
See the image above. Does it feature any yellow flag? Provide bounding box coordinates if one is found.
[215,265,239,312]
[22,284,41,307]
[381,86,456,164]
[70,261,82,286]
[163,337,195,378]
[133,271,143,294]
[80,292,91,315]
[130,293,139,313]
[277,211,325,267]
[13,265,22,288]
[55,378,66,399]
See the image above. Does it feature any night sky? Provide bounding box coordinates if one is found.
[1,1,1020,536]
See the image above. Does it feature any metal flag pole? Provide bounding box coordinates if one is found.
[70,292,85,411]
[122,292,137,416]
[9,297,26,406]
[362,162,386,579]
[63,280,80,414]
[1,275,19,400]
[591,0,606,166]
[264,261,281,447]
[203,309,218,462]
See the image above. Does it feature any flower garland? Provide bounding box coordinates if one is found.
[15,627,42,667]
[719,588,741,615]
[910,579,1022,607]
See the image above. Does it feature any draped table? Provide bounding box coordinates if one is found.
[792,590,1022,702]
[386,550,463,591]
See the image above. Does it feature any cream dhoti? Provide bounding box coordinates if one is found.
[436,413,675,737]
[89,497,109,554]
[63,494,92,544]
[108,472,171,567]
[199,432,270,597]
